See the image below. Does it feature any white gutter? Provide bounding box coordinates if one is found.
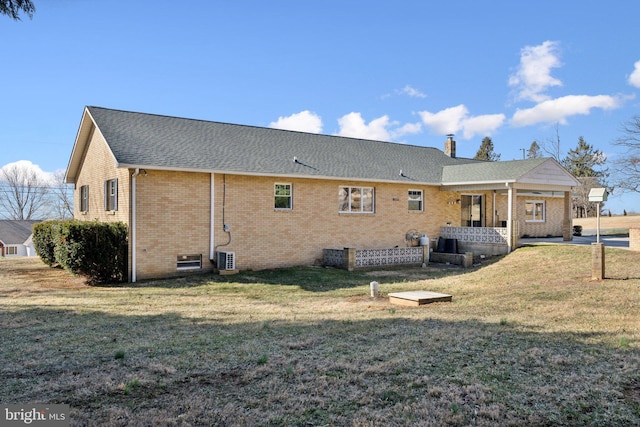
[210,173,215,261]
[506,182,513,254]
[131,168,140,282]
[115,162,442,186]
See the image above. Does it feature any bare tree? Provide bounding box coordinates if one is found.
[50,170,74,219]
[541,123,563,162]
[612,115,640,193]
[0,162,49,220]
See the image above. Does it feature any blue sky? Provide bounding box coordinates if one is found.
[2,0,639,213]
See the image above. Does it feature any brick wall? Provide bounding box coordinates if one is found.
[73,128,130,224]
[213,175,460,271]
[495,194,565,237]
[134,170,211,280]
[518,197,564,237]
[132,172,570,276]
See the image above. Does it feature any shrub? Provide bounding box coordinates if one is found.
[33,221,59,266]
[33,220,127,284]
[573,225,582,236]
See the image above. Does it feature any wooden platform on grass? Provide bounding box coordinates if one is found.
[388,291,452,306]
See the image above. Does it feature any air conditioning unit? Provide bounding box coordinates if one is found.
[217,251,236,271]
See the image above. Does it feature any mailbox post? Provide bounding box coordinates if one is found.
[588,188,608,280]
[588,188,608,243]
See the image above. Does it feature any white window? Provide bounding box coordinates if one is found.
[6,246,18,256]
[80,185,89,212]
[274,183,292,210]
[104,179,118,211]
[525,200,545,222]
[339,186,374,213]
[408,190,423,212]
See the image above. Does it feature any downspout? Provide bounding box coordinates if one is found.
[131,168,140,282]
[214,174,232,259]
[210,173,215,262]
[506,182,513,254]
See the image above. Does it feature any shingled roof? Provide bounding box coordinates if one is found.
[67,107,479,185]
[67,106,579,189]
[0,220,40,245]
[442,158,549,184]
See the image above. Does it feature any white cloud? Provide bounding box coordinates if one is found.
[269,110,323,133]
[336,112,393,141]
[397,85,427,98]
[418,105,505,139]
[628,60,640,88]
[510,94,622,127]
[418,105,468,135]
[460,114,507,139]
[509,40,563,103]
[0,160,55,184]
[391,122,422,139]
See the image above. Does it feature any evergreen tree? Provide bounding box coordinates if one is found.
[527,141,542,159]
[563,136,608,218]
[0,0,35,20]
[563,136,607,177]
[474,137,501,161]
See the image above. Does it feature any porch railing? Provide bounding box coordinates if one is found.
[324,246,427,270]
[440,226,508,245]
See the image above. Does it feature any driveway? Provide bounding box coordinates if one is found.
[519,234,630,249]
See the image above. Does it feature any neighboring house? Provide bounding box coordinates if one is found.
[65,106,581,282]
[0,220,41,257]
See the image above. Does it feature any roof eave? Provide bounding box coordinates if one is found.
[442,179,517,187]
[66,107,120,184]
[115,162,443,186]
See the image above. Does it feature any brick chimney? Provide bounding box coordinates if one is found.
[445,134,456,158]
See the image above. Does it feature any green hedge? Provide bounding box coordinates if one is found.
[33,221,59,267]
[33,220,127,284]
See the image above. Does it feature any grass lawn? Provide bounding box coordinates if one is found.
[1,245,639,426]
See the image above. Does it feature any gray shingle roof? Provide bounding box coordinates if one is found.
[442,158,549,184]
[0,220,40,245]
[81,107,578,188]
[86,106,479,185]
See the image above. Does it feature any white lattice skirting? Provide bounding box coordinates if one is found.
[440,226,508,244]
[323,247,425,269]
[355,247,424,267]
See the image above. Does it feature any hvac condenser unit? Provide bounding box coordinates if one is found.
[217,251,236,271]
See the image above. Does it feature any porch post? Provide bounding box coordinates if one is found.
[563,191,573,241]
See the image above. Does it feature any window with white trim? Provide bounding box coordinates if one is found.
[105,179,118,211]
[274,183,292,209]
[525,200,545,222]
[339,186,374,213]
[408,190,423,212]
[6,246,17,255]
[80,185,89,213]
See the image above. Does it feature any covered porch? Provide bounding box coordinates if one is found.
[439,158,580,255]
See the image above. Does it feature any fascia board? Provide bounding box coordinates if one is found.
[115,162,442,186]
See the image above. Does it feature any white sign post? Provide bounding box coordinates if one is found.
[588,188,608,280]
